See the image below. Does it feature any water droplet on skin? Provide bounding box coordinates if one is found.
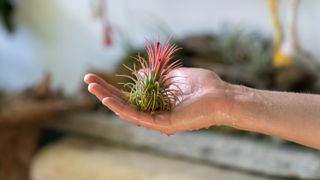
[159,131,171,136]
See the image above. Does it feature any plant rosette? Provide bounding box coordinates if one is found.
[119,37,182,112]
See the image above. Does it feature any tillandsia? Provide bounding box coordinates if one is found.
[119,37,183,112]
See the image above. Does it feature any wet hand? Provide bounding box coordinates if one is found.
[84,68,233,135]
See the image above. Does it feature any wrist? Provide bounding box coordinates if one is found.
[221,83,260,130]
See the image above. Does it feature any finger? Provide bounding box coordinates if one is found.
[84,73,127,100]
[102,97,164,131]
[88,83,125,103]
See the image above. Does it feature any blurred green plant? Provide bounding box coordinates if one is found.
[210,29,275,88]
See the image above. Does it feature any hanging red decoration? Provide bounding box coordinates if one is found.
[90,0,113,47]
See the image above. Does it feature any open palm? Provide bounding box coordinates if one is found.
[84,68,232,135]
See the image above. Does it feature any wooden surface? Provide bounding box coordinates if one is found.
[32,136,271,180]
[48,112,320,179]
[0,87,95,180]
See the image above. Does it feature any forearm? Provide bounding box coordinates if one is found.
[225,84,320,149]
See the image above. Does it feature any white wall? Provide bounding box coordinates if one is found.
[0,0,319,93]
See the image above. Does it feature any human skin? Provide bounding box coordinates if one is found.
[84,68,320,149]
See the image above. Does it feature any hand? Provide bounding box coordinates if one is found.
[84,68,233,135]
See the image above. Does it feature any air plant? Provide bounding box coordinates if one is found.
[119,37,182,112]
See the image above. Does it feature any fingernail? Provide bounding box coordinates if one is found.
[87,83,95,93]
[102,97,110,104]
[84,74,90,83]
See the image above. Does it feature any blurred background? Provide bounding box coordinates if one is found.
[1,0,320,180]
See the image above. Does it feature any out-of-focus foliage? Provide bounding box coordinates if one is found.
[176,29,274,89]
[175,28,319,93]
[0,0,15,33]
